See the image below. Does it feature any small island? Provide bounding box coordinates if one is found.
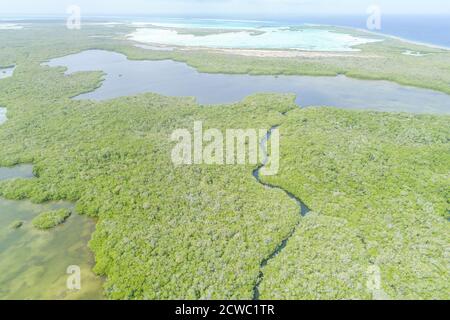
[32,209,72,230]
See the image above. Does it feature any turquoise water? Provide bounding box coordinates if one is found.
[128,19,381,51]
[130,27,380,51]
[2,15,449,47]
[123,16,450,48]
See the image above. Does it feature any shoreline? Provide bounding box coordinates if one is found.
[2,16,449,50]
[345,26,450,51]
[182,47,382,58]
[125,19,450,52]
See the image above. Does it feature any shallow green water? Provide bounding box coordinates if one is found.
[0,198,104,299]
[0,165,104,299]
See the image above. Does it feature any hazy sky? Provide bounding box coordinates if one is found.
[1,0,449,16]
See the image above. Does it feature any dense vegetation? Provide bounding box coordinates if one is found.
[115,26,450,95]
[32,209,71,230]
[0,39,300,297]
[259,108,450,299]
[0,23,448,299]
[1,23,450,95]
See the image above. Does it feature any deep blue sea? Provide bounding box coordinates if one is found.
[280,15,450,48]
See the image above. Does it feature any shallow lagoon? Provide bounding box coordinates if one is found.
[0,166,103,299]
[0,89,103,300]
[0,198,103,299]
[45,50,450,114]
[129,26,381,52]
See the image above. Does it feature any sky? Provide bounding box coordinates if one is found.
[1,0,449,16]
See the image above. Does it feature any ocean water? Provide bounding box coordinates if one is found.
[124,15,450,48]
[129,26,380,51]
[279,15,450,48]
[288,15,450,48]
[1,14,448,48]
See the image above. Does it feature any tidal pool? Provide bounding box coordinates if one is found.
[45,50,450,114]
[0,66,15,80]
[0,167,103,299]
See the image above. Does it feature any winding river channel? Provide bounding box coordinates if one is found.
[2,45,449,299]
[252,126,310,300]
